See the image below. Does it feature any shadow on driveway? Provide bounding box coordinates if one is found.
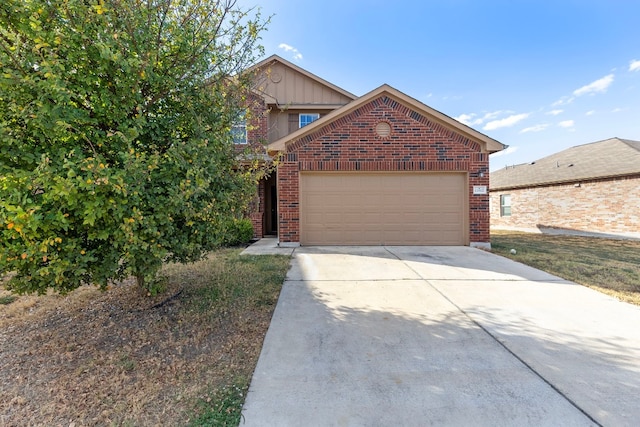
[241,246,640,426]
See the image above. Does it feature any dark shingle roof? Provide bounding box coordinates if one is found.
[490,137,640,190]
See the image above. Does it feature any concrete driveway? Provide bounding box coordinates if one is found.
[240,246,640,426]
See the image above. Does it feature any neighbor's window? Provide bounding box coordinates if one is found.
[500,194,512,217]
[299,113,319,128]
[231,110,247,144]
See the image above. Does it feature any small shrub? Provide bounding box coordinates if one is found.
[219,219,254,247]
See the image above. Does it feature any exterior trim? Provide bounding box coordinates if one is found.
[268,85,506,154]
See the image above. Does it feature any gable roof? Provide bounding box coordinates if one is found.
[247,54,356,105]
[267,84,506,154]
[490,137,640,190]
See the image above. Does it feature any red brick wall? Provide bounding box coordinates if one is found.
[249,179,265,238]
[234,93,269,153]
[247,95,269,151]
[242,94,270,238]
[278,94,491,244]
[490,175,640,238]
[276,160,300,242]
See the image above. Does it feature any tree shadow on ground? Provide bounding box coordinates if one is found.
[242,268,639,426]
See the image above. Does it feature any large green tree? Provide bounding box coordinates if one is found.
[0,0,267,294]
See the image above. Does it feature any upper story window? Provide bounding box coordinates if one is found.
[231,110,247,144]
[500,194,512,217]
[299,113,320,128]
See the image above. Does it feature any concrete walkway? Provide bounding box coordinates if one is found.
[240,237,296,256]
[240,246,640,426]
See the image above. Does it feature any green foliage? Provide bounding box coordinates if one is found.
[0,0,268,294]
[219,218,254,247]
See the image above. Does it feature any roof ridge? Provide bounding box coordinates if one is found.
[619,138,640,151]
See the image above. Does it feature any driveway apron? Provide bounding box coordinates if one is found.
[240,246,640,426]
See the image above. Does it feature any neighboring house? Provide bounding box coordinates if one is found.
[490,137,640,239]
[243,55,505,248]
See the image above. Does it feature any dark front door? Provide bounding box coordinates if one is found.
[264,173,278,235]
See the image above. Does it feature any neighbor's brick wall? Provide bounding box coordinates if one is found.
[278,95,491,244]
[490,175,640,238]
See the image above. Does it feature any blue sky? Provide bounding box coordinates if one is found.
[240,0,640,170]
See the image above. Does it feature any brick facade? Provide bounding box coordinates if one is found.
[491,174,640,238]
[249,178,265,238]
[238,94,271,238]
[278,94,492,245]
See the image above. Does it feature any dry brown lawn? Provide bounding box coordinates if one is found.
[491,230,640,305]
[0,249,290,426]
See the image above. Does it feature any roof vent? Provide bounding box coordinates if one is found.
[375,121,392,139]
[270,72,282,83]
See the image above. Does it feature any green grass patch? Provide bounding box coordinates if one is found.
[492,231,640,304]
[164,250,290,316]
[189,379,249,427]
[0,294,17,305]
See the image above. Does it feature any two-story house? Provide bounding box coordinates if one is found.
[240,55,505,248]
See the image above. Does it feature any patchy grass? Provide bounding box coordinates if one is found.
[0,248,290,426]
[491,230,640,305]
[189,381,248,427]
[0,294,17,305]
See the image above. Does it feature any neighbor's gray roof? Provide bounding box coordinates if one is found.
[490,137,640,190]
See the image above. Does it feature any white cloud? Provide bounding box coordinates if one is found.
[612,107,624,113]
[629,60,640,72]
[483,113,529,131]
[455,113,476,126]
[573,74,614,96]
[552,96,574,107]
[278,43,303,61]
[586,110,596,116]
[558,120,574,128]
[546,109,563,116]
[457,110,510,127]
[490,146,518,158]
[482,111,506,121]
[520,124,549,133]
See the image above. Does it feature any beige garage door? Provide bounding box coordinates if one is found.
[299,172,468,245]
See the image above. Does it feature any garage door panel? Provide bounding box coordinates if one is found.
[300,172,467,245]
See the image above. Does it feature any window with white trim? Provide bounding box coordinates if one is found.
[500,194,512,217]
[231,110,247,144]
[299,113,319,128]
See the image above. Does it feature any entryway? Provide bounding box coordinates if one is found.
[264,173,277,236]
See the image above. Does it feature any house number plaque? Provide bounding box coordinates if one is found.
[473,185,487,195]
